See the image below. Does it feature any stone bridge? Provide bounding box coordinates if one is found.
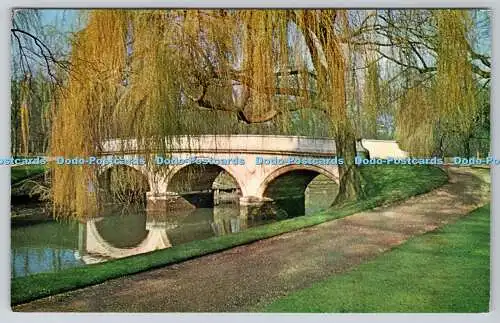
[98,135,408,213]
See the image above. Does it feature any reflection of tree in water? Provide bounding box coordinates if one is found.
[11,218,84,277]
[212,202,294,236]
[159,208,215,245]
[11,246,84,278]
[211,205,243,235]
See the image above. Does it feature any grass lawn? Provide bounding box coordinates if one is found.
[11,165,47,184]
[11,165,448,305]
[263,204,490,313]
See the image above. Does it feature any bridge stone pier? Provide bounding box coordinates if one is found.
[99,135,408,216]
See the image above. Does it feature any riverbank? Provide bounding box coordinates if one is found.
[11,164,51,226]
[12,167,489,311]
[11,165,449,306]
[10,164,49,208]
[11,203,53,227]
[10,164,46,184]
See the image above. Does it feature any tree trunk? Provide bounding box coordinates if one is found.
[333,124,366,205]
[463,136,471,158]
[285,12,367,205]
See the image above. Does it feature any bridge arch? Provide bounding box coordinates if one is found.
[166,162,243,194]
[163,162,243,208]
[255,164,339,218]
[256,164,339,198]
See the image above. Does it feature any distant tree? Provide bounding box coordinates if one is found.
[10,9,73,155]
[347,9,490,156]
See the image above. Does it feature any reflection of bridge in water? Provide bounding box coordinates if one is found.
[76,205,268,264]
[82,218,172,262]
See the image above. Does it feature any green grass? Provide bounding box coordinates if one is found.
[263,204,490,313]
[11,165,448,305]
[11,165,47,184]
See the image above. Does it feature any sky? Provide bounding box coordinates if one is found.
[39,9,81,33]
[35,9,491,57]
[13,9,491,82]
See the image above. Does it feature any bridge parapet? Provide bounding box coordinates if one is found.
[101,135,337,156]
[101,135,408,159]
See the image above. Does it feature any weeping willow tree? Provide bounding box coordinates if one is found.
[343,9,487,156]
[362,61,381,138]
[49,9,487,218]
[50,9,368,217]
[392,10,481,156]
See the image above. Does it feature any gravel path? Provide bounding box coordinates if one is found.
[13,167,490,312]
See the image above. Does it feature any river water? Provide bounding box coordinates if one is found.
[11,175,337,278]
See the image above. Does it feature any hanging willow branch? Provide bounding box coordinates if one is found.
[396,10,479,156]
